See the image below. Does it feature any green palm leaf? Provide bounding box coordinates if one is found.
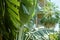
[0,0,37,40]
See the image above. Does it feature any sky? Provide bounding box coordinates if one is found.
[51,0,60,9]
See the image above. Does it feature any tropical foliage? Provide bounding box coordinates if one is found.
[23,0,60,40]
[0,0,37,40]
[38,1,60,28]
[0,0,60,40]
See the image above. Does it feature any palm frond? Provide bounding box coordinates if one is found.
[0,0,37,40]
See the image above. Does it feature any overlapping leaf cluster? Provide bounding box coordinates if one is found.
[0,0,37,40]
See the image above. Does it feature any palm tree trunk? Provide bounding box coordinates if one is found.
[0,34,2,40]
[18,26,24,40]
